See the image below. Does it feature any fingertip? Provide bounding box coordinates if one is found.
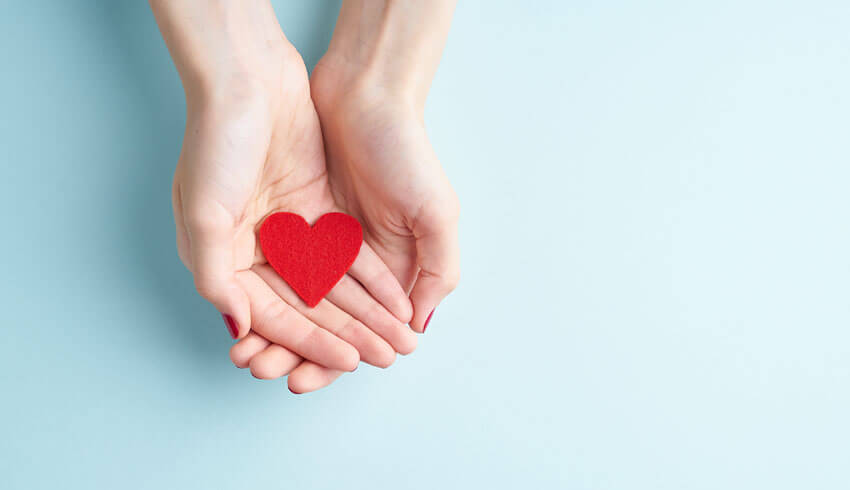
[393,296,415,324]
[230,344,250,368]
[199,274,253,340]
[229,333,270,368]
[409,305,437,334]
[373,348,397,369]
[222,311,250,340]
[422,309,434,333]
[355,329,398,368]
[232,285,252,339]
[222,313,239,339]
[248,356,277,380]
[288,363,345,394]
[395,328,419,355]
[287,373,311,395]
[408,272,455,333]
[211,298,251,341]
[341,345,360,372]
[381,277,414,324]
[408,301,428,333]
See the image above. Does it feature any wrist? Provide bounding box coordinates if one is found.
[181,42,293,114]
[313,52,423,118]
[151,0,297,110]
[318,0,456,111]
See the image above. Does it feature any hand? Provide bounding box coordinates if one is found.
[310,66,460,332]
[151,1,416,390]
[307,0,461,332]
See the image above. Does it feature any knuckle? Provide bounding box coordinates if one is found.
[291,324,320,351]
[366,302,387,323]
[339,318,361,338]
[371,268,396,289]
[260,300,293,329]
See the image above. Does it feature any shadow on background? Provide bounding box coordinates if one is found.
[89,2,342,368]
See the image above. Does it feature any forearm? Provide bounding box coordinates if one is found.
[323,0,457,110]
[149,0,288,107]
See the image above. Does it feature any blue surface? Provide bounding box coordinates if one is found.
[2,1,849,489]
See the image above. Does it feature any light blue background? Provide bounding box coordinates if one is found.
[2,1,849,489]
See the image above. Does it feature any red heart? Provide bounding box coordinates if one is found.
[259,212,363,307]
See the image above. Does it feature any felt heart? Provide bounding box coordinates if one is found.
[258,212,363,307]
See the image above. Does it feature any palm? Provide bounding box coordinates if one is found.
[235,97,337,273]
[174,59,332,267]
[322,107,424,291]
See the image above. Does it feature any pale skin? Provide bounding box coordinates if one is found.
[150,0,459,393]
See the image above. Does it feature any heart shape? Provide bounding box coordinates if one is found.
[259,212,363,307]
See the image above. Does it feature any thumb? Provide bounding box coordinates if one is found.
[408,210,460,333]
[184,203,251,340]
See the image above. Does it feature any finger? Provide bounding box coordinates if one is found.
[249,344,303,380]
[347,244,414,323]
[254,264,396,368]
[229,332,270,368]
[325,275,418,355]
[365,238,419,295]
[237,270,359,372]
[182,195,251,340]
[408,215,460,333]
[288,362,345,395]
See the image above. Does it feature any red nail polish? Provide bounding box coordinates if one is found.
[423,309,435,333]
[222,313,239,339]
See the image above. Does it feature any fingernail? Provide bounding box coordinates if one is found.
[423,309,435,333]
[222,313,239,339]
[288,386,301,395]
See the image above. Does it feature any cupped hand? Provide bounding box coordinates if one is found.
[309,59,461,333]
[173,44,418,387]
